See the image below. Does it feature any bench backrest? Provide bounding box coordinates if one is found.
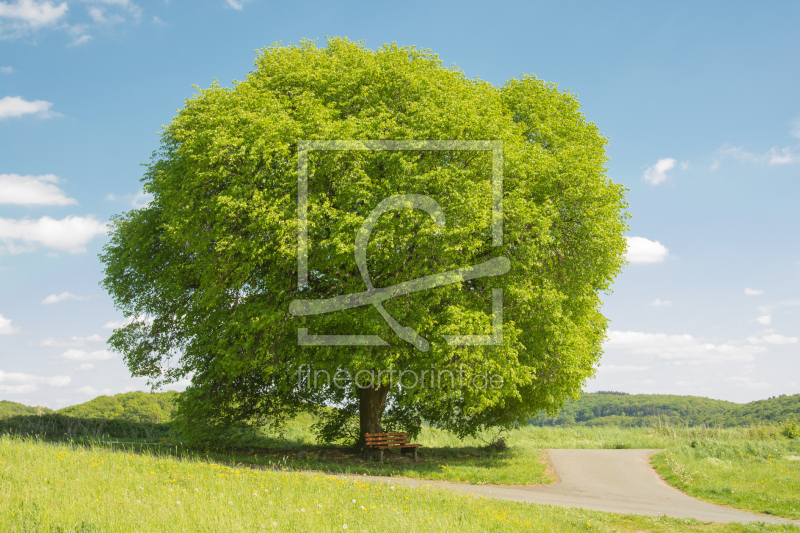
[365,432,409,446]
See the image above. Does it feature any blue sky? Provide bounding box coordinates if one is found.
[1,0,799,409]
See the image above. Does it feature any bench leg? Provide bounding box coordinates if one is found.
[413,448,417,462]
[379,450,383,465]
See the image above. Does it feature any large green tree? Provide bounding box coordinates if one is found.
[100,38,629,448]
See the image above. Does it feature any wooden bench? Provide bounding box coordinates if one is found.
[365,432,422,464]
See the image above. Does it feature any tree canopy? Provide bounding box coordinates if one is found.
[100,38,629,447]
[0,400,53,418]
[57,391,178,423]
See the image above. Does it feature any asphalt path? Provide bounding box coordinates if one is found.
[349,449,800,526]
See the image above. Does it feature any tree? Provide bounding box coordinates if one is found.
[100,38,629,448]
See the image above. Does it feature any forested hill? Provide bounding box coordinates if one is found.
[532,392,800,427]
[0,400,54,418]
[57,391,179,423]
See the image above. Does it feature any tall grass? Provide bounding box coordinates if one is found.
[0,413,172,442]
[258,418,794,451]
[652,437,800,519]
[1,436,796,533]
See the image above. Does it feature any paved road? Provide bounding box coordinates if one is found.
[351,449,799,526]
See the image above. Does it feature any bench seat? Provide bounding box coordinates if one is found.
[365,432,422,464]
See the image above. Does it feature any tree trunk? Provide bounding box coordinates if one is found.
[356,384,390,450]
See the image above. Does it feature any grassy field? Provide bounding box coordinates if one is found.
[66,422,800,500]
[652,439,800,520]
[2,435,798,533]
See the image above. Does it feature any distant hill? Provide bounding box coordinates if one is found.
[531,392,800,427]
[6,390,796,429]
[58,391,179,423]
[0,400,54,418]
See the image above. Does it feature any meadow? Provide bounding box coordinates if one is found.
[20,420,797,523]
[1,434,798,533]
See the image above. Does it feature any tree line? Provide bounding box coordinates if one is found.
[3,390,796,429]
[530,392,800,427]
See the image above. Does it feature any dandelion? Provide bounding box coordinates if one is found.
[229,501,233,505]
[342,525,348,530]
[176,501,181,505]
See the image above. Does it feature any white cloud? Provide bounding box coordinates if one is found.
[642,158,677,185]
[103,318,131,329]
[103,315,151,329]
[746,333,798,345]
[42,291,91,304]
[76,385,113,396]
[87,5,123,24]
[0,369,71,394]
[80,0,141,21]
[767,147,799,165]
[601,365,651,372]
[0,96,57,119]
[717,145,799,166]
[152,15,165,25]
[744,288,764,296]
[88,6,105,22]
[0,173,77,206]
[0,215,108,254]
[0,314,20,334]
[129,190,152,208]
[0,0,68,36]
[0,383,37,393]
[1,65,15,73]
[55,348,115,362]
[651,298,671,306]
[37,334,103,347]
[225,0,249,10]
[605,330,766,362]
[724,376,750,383]
[161,377,191,391]
[105,193,116,201]
[625,236,669,264]
[755,315,772,325]
[79,363,94,370]
[724,376,770,389]
[70,33,92,45]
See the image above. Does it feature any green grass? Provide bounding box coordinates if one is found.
[6,418,800,527]
[93,434,555,486]
[1,436,797,533]
[84,422,800,495]
[652,439,800,520]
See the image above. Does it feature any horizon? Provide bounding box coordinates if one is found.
[1,1,798,410]
[5,387,799,413]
